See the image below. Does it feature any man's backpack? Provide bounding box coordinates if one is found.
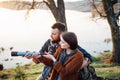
[78,66,105,80]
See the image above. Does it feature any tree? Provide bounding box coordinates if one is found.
[43,0,67,30]
[102,0,120,64]
[91,0,120,64]
[29,0,67,30]
[1,0,67,30]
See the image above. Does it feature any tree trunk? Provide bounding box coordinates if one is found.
[44,0,67,31]
[102,0,120,64]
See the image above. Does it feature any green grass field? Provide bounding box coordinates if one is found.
[0,52,120,80]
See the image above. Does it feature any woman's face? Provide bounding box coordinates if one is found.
[59,36,70,49]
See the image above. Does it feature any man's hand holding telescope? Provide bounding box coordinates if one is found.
[11,51,50,64]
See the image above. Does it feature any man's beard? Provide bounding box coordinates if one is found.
[51,39,60,43]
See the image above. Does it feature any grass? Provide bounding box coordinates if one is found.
[91,62,120,79]
[24,63,44,80]
[0,52,120,80]
[91,52,120,80]
[0,63,44,80]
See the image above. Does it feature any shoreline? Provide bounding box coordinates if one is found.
[0,0,92,12]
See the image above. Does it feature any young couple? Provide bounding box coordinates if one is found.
[25,22,92,80]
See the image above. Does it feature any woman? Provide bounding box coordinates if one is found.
[33,32,84,80]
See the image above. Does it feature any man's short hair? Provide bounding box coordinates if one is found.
[51,22,66,32]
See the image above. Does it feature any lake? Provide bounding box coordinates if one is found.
[0,8,112,69]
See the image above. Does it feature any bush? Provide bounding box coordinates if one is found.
[93,52,112,63]
[13,64,28,80]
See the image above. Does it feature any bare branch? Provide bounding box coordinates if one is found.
[43,0,49,7]
[92,0,106,17]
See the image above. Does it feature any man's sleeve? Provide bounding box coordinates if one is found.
[77,45,93,62]
[39,39,50,55]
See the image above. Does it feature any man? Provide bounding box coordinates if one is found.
[25,22,92,80]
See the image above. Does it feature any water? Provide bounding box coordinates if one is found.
[0,50,32,69]
[0,8,112,69]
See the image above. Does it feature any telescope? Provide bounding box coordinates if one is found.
[11,51,35,56]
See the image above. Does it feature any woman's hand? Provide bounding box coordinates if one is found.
[43,52,56,62]
[80,57,91,69]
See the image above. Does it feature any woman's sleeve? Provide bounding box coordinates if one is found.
[39,46,61,66]
[53,51,84,77]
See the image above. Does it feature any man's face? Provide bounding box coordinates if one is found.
[50,28,61,43]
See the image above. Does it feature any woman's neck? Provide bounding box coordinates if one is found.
[66,48,72,54]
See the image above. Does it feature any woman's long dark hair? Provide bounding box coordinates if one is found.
[62,32,78,50]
